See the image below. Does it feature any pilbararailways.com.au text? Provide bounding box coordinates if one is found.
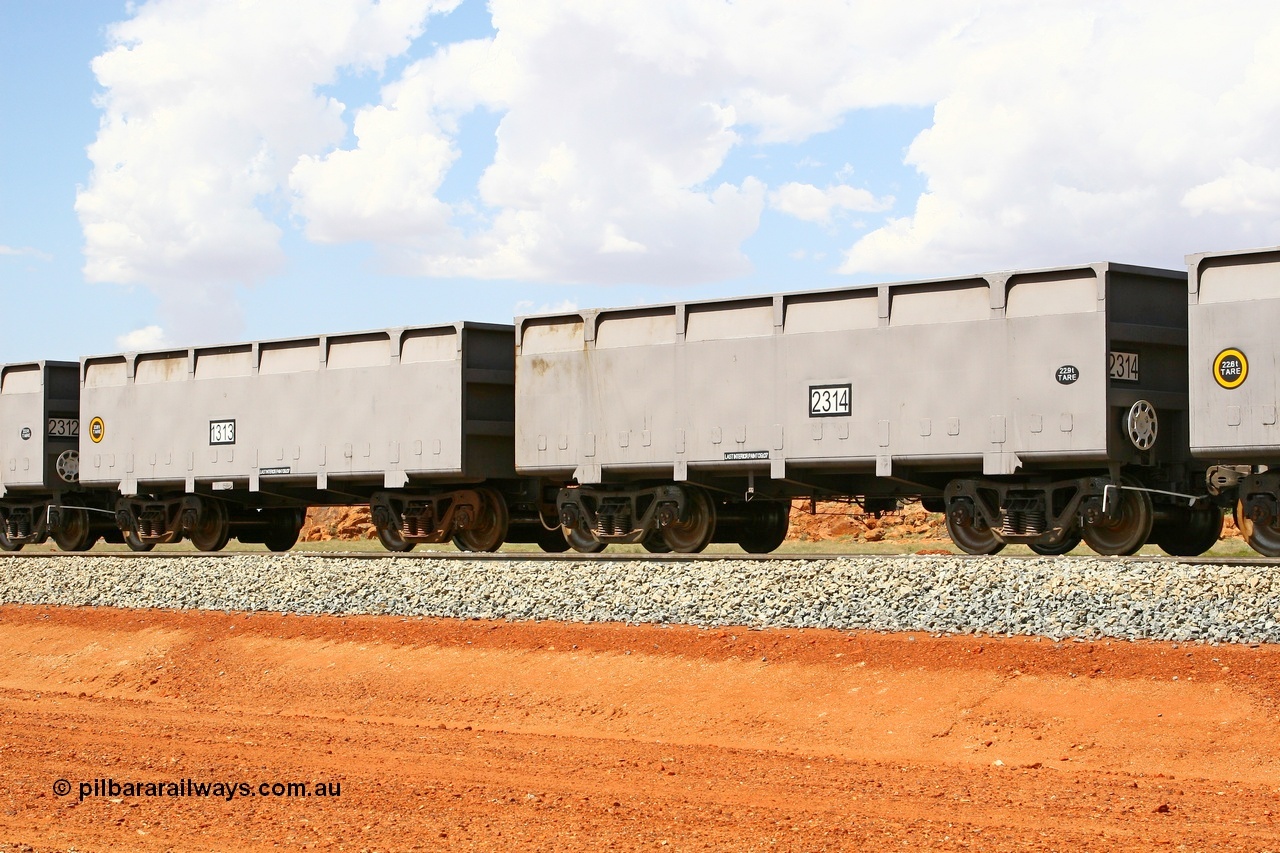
[54,777,342,802]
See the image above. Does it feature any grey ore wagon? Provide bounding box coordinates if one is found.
[79,322,564,552]
[0,361,118,550]
[516,262,1213,556]
[1187,245,1280,555]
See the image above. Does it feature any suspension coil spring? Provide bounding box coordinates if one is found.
[7,515,30,539]
[1001,511,1023,537]
[593,505,632,537]
[611,506,631,536]
[1022,507,1046,536]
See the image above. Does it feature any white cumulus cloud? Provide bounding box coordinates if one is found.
[770,183,894,224]
[77,0,458,343]
[841,2,1280,274]
[78,0,1280,334]
[115,324,169,351]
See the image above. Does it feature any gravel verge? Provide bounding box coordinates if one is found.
[1,554,1278,643]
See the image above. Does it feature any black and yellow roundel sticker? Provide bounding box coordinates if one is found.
[1214,348,1248,389]
[89,416,105,443]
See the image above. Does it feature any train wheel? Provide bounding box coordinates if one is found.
[123,529,155,552]
[454,488,509,552]
[262,509,304,552]
[1233,499,1280,557]
[0,515,22,551]
[375,523,413,552]
[189,499,230,552]
[739,502,790,554]
[1082,481,1152,556]
[52,500,95,552]
[1155,503,1223,557]
[944,508,1004,555]
[535,525,571,553]
[564,521,606,553]
[1029,531,1082,556]
[641,531,672,553]
[661,487,715,554]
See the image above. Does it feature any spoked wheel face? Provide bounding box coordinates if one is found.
[945,511,1004,555]
[262,509,304,552]
[55,450,80,484]
[661,487,716,554]
[1155,502,1223,557]
[1082,481,1153,556]
[1029,531,1083,556]
[564,521,606,553]
[739,502,791,554]
[1125,400,1158,450]
[641,531,672,553]
[52,501,95,552]
[1234,500,1280,557]
[189,499,230,552]
[453,488,510,553]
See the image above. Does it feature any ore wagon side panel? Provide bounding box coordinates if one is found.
[517,262,1188,488]
[1188,247,1280,460]
[515,315,592,478]
[0,362,80,495]
[777,280,1010,477]
[1003,269,1109,467]
[80,323,511,496]
[678,300,779,475]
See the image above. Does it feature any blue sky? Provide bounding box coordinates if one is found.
[2,1,1278,362]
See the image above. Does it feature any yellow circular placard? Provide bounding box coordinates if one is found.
[89,416,105,443]
[1213,348,1248,389]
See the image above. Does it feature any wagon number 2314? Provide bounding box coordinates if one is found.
[1108,350,1140,382]
[809,384,852,417]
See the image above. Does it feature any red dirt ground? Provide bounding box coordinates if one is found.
[2,605,1278,851]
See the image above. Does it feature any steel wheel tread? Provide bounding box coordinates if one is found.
[1235,499,1280,557]
[1155,503,1223,557]
[1082,480,1153,556]
[376,524,414,552]
[453,488,509,553]
[661,487,716,554]
[1029,531,1082,556]
[564,522,606,553]
[262,508,304,552]
[189,499,231,552]
[738,502,790,554]
[52,500,95,552]
[945,511,1005,555]
[641,531,672,553]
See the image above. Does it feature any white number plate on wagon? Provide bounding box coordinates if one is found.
[209,419,236,445]
[809,384,851,417]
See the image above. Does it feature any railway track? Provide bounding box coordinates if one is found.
[0,548,1276,566]
[2,548,1277,645]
